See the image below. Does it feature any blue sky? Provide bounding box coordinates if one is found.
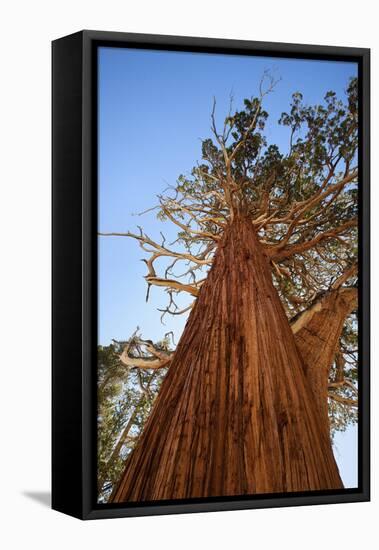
[98,46,358,487]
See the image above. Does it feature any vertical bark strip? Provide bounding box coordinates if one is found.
[111,216,343,502]
[292,287,357,428]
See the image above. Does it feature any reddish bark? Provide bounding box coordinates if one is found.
[111,216,343,502]
[292,287,357,427]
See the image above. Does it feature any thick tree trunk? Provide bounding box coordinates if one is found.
[111,216,342,502]
[292,287,357,428]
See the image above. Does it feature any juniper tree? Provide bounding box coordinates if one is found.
[101,74,358,501]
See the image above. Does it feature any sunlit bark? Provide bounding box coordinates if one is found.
[110,216,342,502]
[292,286,357,426]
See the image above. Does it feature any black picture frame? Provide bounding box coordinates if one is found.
[52,30,370,520]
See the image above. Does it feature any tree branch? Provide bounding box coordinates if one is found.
[269,219,357,262]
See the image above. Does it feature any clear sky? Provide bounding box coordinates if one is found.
[98,46,358,487]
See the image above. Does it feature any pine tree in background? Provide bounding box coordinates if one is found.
[97,335,171,502]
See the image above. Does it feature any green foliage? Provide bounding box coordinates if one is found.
[329,314,358,436]
[97,339,169,503]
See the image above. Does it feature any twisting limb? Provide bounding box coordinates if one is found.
[99,228,213,267]
[100,226,212,313]
[118,333,173,371]
[144,276,200,297]
[328,394,358,407]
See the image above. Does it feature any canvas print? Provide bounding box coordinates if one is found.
[97,47,359,504]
